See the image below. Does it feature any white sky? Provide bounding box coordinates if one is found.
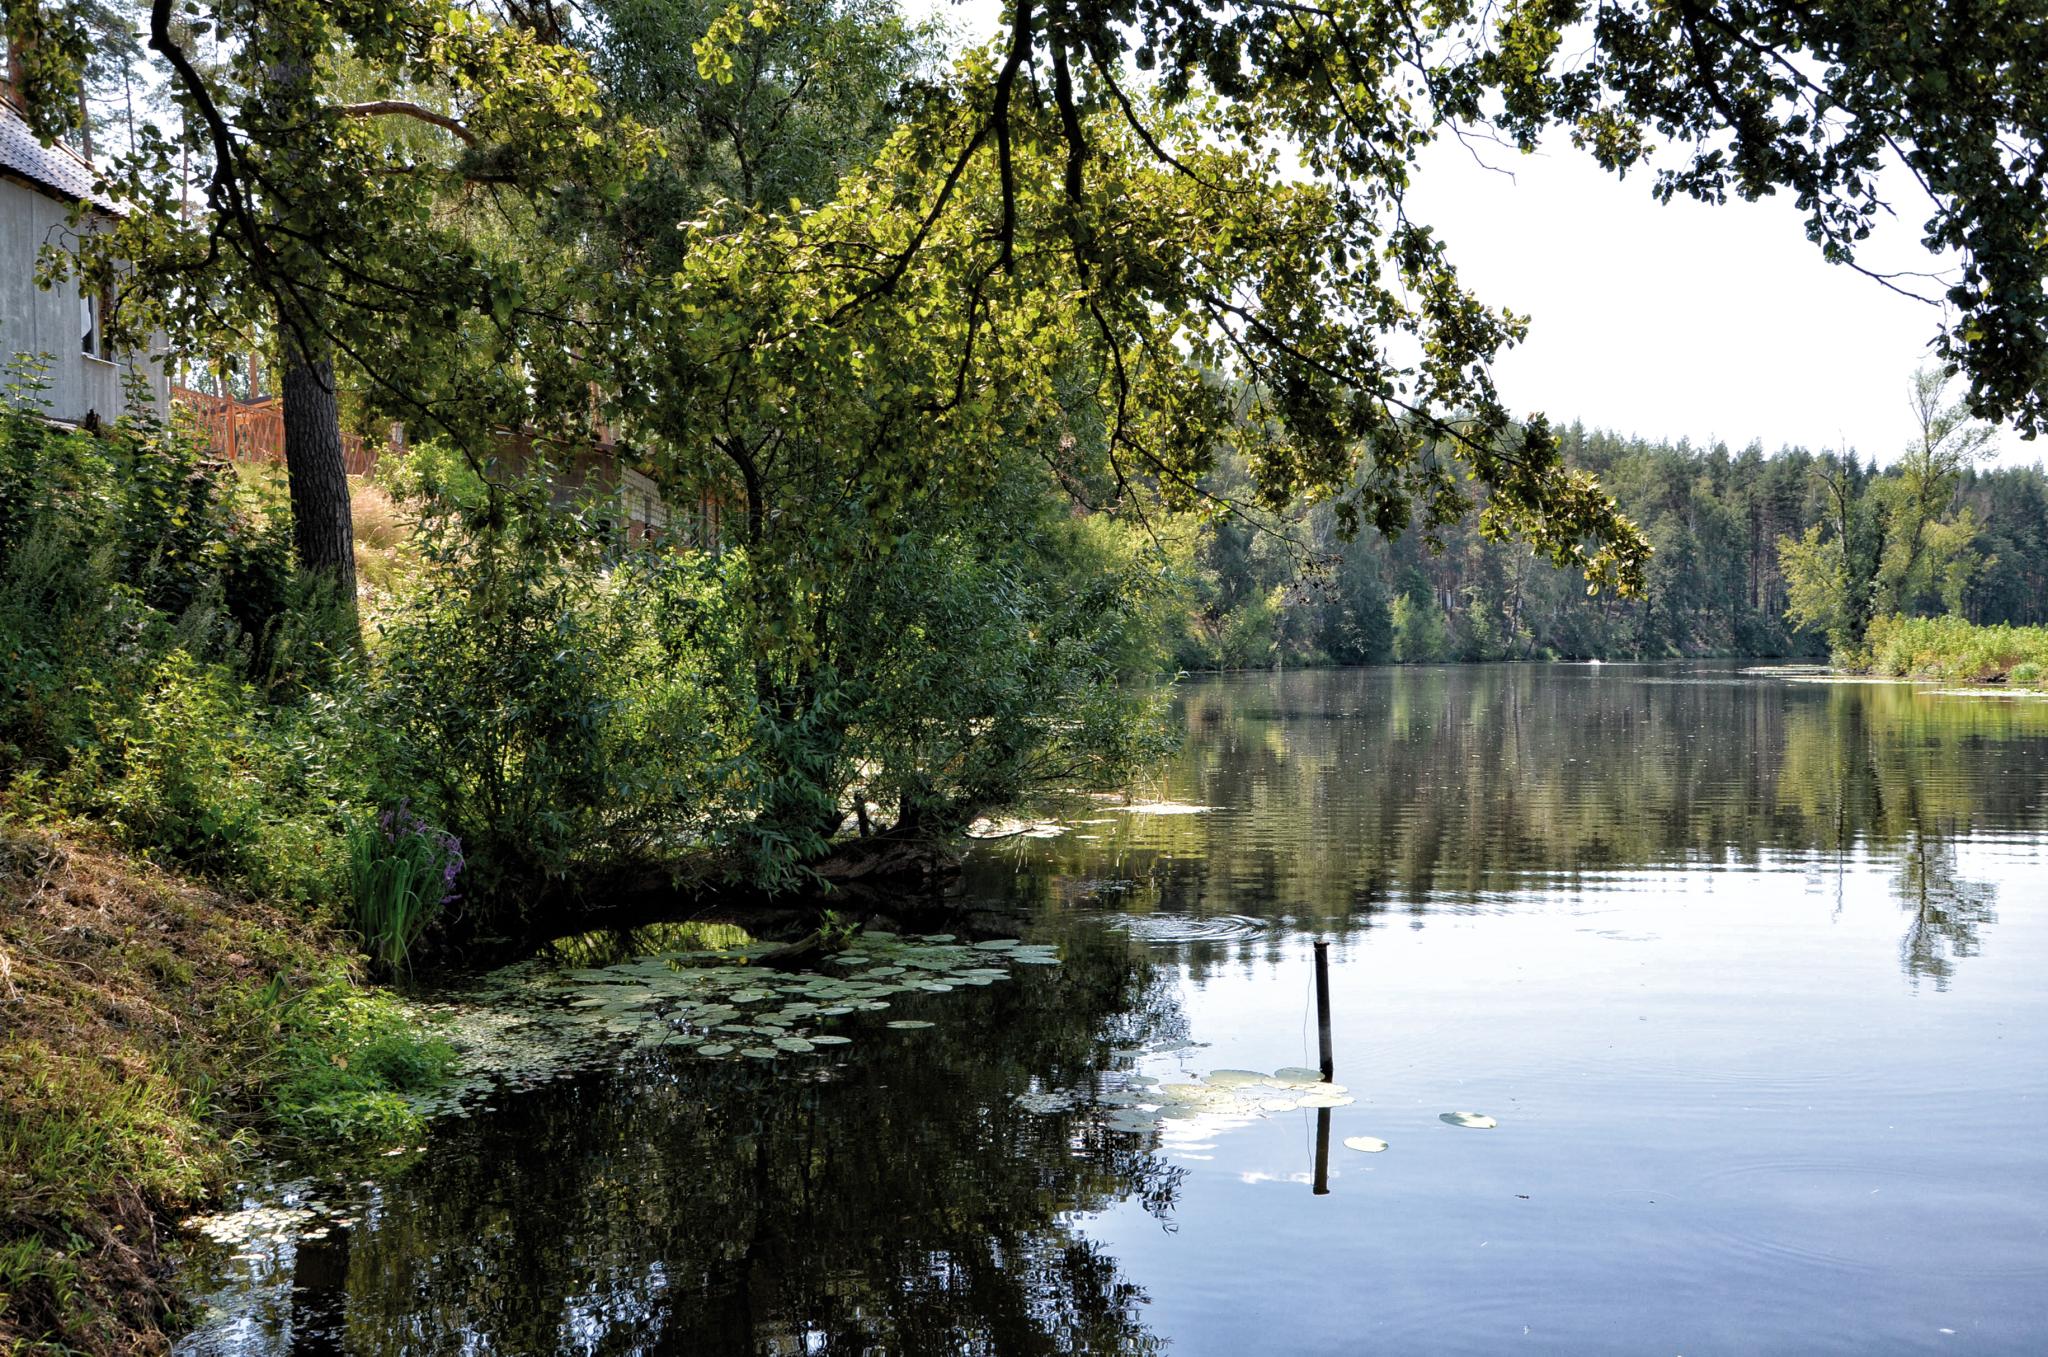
[1406,137,2037,469]
[910,0,2040,469]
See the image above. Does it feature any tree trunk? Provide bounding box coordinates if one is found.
[281,348,359,605]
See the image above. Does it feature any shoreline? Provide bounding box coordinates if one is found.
[0,824,983,1355]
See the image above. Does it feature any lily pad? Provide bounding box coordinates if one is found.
[1296,1093,1354,1109]
[1343,1136,1389,1153]
[773,1037,814,1053]
[740,1046,777,1059]
[809,1034,852,1046]
[698,1043,734,1057]
[1206,1069,1268,1087]
[886,1019,934,1030]
[1439,1111,1497,1129]
[1270,1067,1327,1086]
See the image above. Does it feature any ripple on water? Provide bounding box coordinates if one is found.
[1103,912,1270,944]
[1682,1158,2048,1281]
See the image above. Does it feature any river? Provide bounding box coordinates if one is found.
[176,663,2048,1354]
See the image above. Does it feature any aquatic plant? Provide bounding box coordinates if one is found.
[346,802,464,976]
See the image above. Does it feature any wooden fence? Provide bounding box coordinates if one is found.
[169,386,717,548]
[171,385,383,476]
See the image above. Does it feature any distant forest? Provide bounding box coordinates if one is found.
[1176,426,2048,669]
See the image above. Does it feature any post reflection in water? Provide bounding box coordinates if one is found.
[179,665,2048,1355]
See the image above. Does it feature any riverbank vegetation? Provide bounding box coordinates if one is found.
[6,0,2048,1348]
[1861,615,2048,685]
[0,830,448,1351]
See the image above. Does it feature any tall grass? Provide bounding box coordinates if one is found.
[1862,614,2048,683]
[345,804,463,976]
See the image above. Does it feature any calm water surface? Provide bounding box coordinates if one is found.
[178,664,2048,1354]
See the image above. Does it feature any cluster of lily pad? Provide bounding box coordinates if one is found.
[183,1179,348,1257]
[404,931,1061,1121]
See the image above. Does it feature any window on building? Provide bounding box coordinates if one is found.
[79,284,112,360]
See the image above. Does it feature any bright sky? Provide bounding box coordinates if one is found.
[908,0,2039,469]
[1406,137,2038,469]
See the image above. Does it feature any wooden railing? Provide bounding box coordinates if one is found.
[171,385,382,476]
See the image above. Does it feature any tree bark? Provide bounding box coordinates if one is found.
[281,348,359,603]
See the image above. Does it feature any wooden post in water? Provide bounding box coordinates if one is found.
[1313,939,1334,1081]
[1312,1107,1332,1195]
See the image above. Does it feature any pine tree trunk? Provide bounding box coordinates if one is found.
[281,349,359,604]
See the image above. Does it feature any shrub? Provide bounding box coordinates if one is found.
[1862,613,2048,682]
[368,468,736,929]
[235,969,455,1144]
[814,487,1173,843]
[0,355,353,903]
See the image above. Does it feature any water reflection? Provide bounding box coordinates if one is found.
[179,931,1179,1356]
[969,665,2048,986]
[1895,830,2000,990]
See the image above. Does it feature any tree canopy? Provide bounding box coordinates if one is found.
[15,0,2045,598]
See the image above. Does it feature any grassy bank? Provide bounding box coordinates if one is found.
[1859,615,2048,685]
[0,829,450,1356]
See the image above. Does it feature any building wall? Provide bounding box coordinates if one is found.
[0,175,167,426]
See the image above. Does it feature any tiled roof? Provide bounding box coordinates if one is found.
[0,101,121,213]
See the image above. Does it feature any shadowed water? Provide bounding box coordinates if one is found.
[176,664,2048,1354]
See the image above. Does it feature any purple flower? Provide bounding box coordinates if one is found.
[374,801,465,903]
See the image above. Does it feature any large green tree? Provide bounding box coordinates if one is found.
[9,0,648,610]
[1779,369,1991,654]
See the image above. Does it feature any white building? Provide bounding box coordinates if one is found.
[0,97,168,427]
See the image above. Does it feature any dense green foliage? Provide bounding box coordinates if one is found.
[1174,420,2048,668]
[1863,614,2048,685]
[0,367,1166,949]
[0,359,356,902]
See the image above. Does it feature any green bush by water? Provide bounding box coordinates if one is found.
[1860,614,2048,682]
[242,972,455,1144]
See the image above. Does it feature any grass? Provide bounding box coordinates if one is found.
[1859,614,2048,684]
[0,828,450,1355]
[351,478,416,600]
